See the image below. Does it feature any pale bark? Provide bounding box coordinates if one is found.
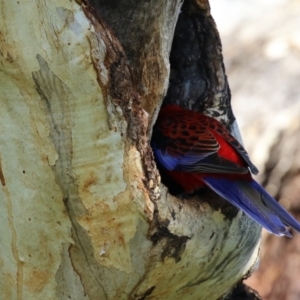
[0,1,260,299]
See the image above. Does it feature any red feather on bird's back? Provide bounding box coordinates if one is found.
[151,105,300,237]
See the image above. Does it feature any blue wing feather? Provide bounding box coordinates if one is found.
[152,142,248,174]
[152,142,211,171]
[203,177,300,237]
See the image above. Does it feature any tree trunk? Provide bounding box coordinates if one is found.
[0,0,260,299]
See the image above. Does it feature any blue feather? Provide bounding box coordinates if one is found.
[151,142,247,174]
[203,177,300,237]
[152,147,178,171]
[151,142,209,171]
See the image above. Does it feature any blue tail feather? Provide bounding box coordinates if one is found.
[203,177,300,237]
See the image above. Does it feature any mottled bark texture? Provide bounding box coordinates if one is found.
[0,0,260,299]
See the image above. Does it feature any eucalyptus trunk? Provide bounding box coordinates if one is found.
[0,0,260,299]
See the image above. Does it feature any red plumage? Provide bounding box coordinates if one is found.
[153,105,253,192]
[151,105,300,236]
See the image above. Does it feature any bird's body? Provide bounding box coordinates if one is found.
[151,105,300,237]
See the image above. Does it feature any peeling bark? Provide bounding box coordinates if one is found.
[0,0,261,299]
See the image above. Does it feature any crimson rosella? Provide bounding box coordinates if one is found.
[151,105,300,237]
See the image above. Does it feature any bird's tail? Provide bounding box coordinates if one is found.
[203,177,300,237]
